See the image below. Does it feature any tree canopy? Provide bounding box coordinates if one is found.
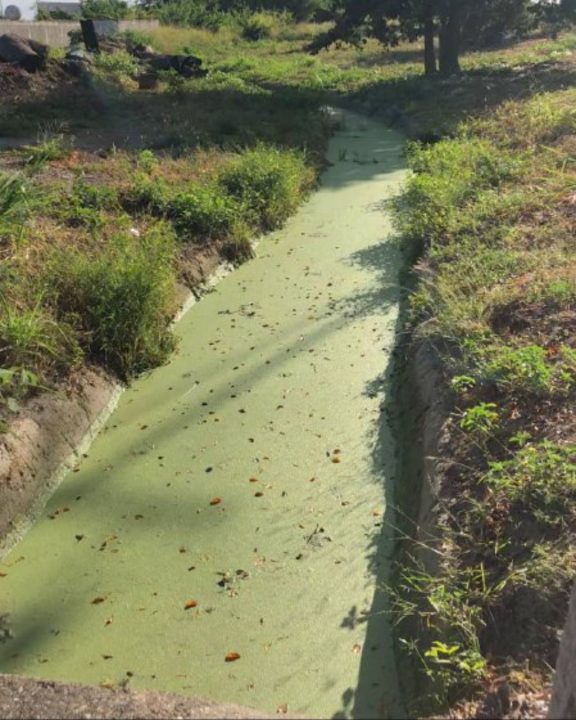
[309,0,576,75]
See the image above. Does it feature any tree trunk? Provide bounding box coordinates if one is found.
[423,1,437,75]
[438,0,461,75]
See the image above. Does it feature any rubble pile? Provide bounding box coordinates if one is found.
[0,27,208,90]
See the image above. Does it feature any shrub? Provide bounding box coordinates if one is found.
[218,145,312,231]
[237,10,277,41]
[165,185,242,241]
[72,181,119,210]
[44,226,177,379]
[93,50,138,78]
[395,137,524,249]
[156,0,226,30]
[82,0,128,20]
[121,175,169,212]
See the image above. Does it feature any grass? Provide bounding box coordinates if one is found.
[389,44,576,715]
[0,27,325,403]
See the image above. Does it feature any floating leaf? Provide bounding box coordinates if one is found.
[254,492,264,498]
[184,600,198,610]
[210,497,222,506]
[249,477,259,483]
[277,704,288,714]
[91,596,106,605]
[352,643,362,655]
[225,652,241,662]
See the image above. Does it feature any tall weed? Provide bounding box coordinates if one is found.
[44,225,177,379]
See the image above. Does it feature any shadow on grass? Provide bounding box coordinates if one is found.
[3,49,576,149]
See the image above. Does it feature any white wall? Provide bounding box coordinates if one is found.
[0,0,38,21]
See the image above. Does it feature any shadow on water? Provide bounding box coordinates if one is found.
[0,88,415,717]
[0,124,409,716]
[330,230,411,719]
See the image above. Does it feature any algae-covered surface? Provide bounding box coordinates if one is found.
[0,113,407,718]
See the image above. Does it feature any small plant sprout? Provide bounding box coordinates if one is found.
[460,402,499,434]
[451,375,476,394]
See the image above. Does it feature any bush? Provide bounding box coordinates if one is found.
[93,50,138,78]
[72,181,119,210]
[82,0,128,20]
[237,10,277,41]
[395,137,524,249]
[123,146,313,242]
[218,145,312,231]
[44,226,177,379]
[165,185,242,241]
[156,0,226,30]
[121,174,169,212]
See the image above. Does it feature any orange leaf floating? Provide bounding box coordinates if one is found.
[331,457,341,464]
[184,600,198,610]
[225,652,241,662]
[209,497,222,506]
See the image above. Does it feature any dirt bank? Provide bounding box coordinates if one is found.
[0,673,274,719]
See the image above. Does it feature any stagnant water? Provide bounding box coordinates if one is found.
[0,112,407,718]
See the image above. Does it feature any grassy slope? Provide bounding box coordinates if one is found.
[1,19,576,713]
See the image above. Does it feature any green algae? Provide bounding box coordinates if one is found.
[0,112,407,719]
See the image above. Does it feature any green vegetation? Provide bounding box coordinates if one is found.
[2,10,576,714]
[389,38,576,712]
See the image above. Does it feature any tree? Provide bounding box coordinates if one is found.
[533,0,576,38]
[309,0,543,76]
[308,0,460,75]
[82,0,129,19]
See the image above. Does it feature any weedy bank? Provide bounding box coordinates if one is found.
[387,40,576,719]
[0,28,327,425]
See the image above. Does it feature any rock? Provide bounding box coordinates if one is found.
[0,34,46,73]
[147,54,207,79]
